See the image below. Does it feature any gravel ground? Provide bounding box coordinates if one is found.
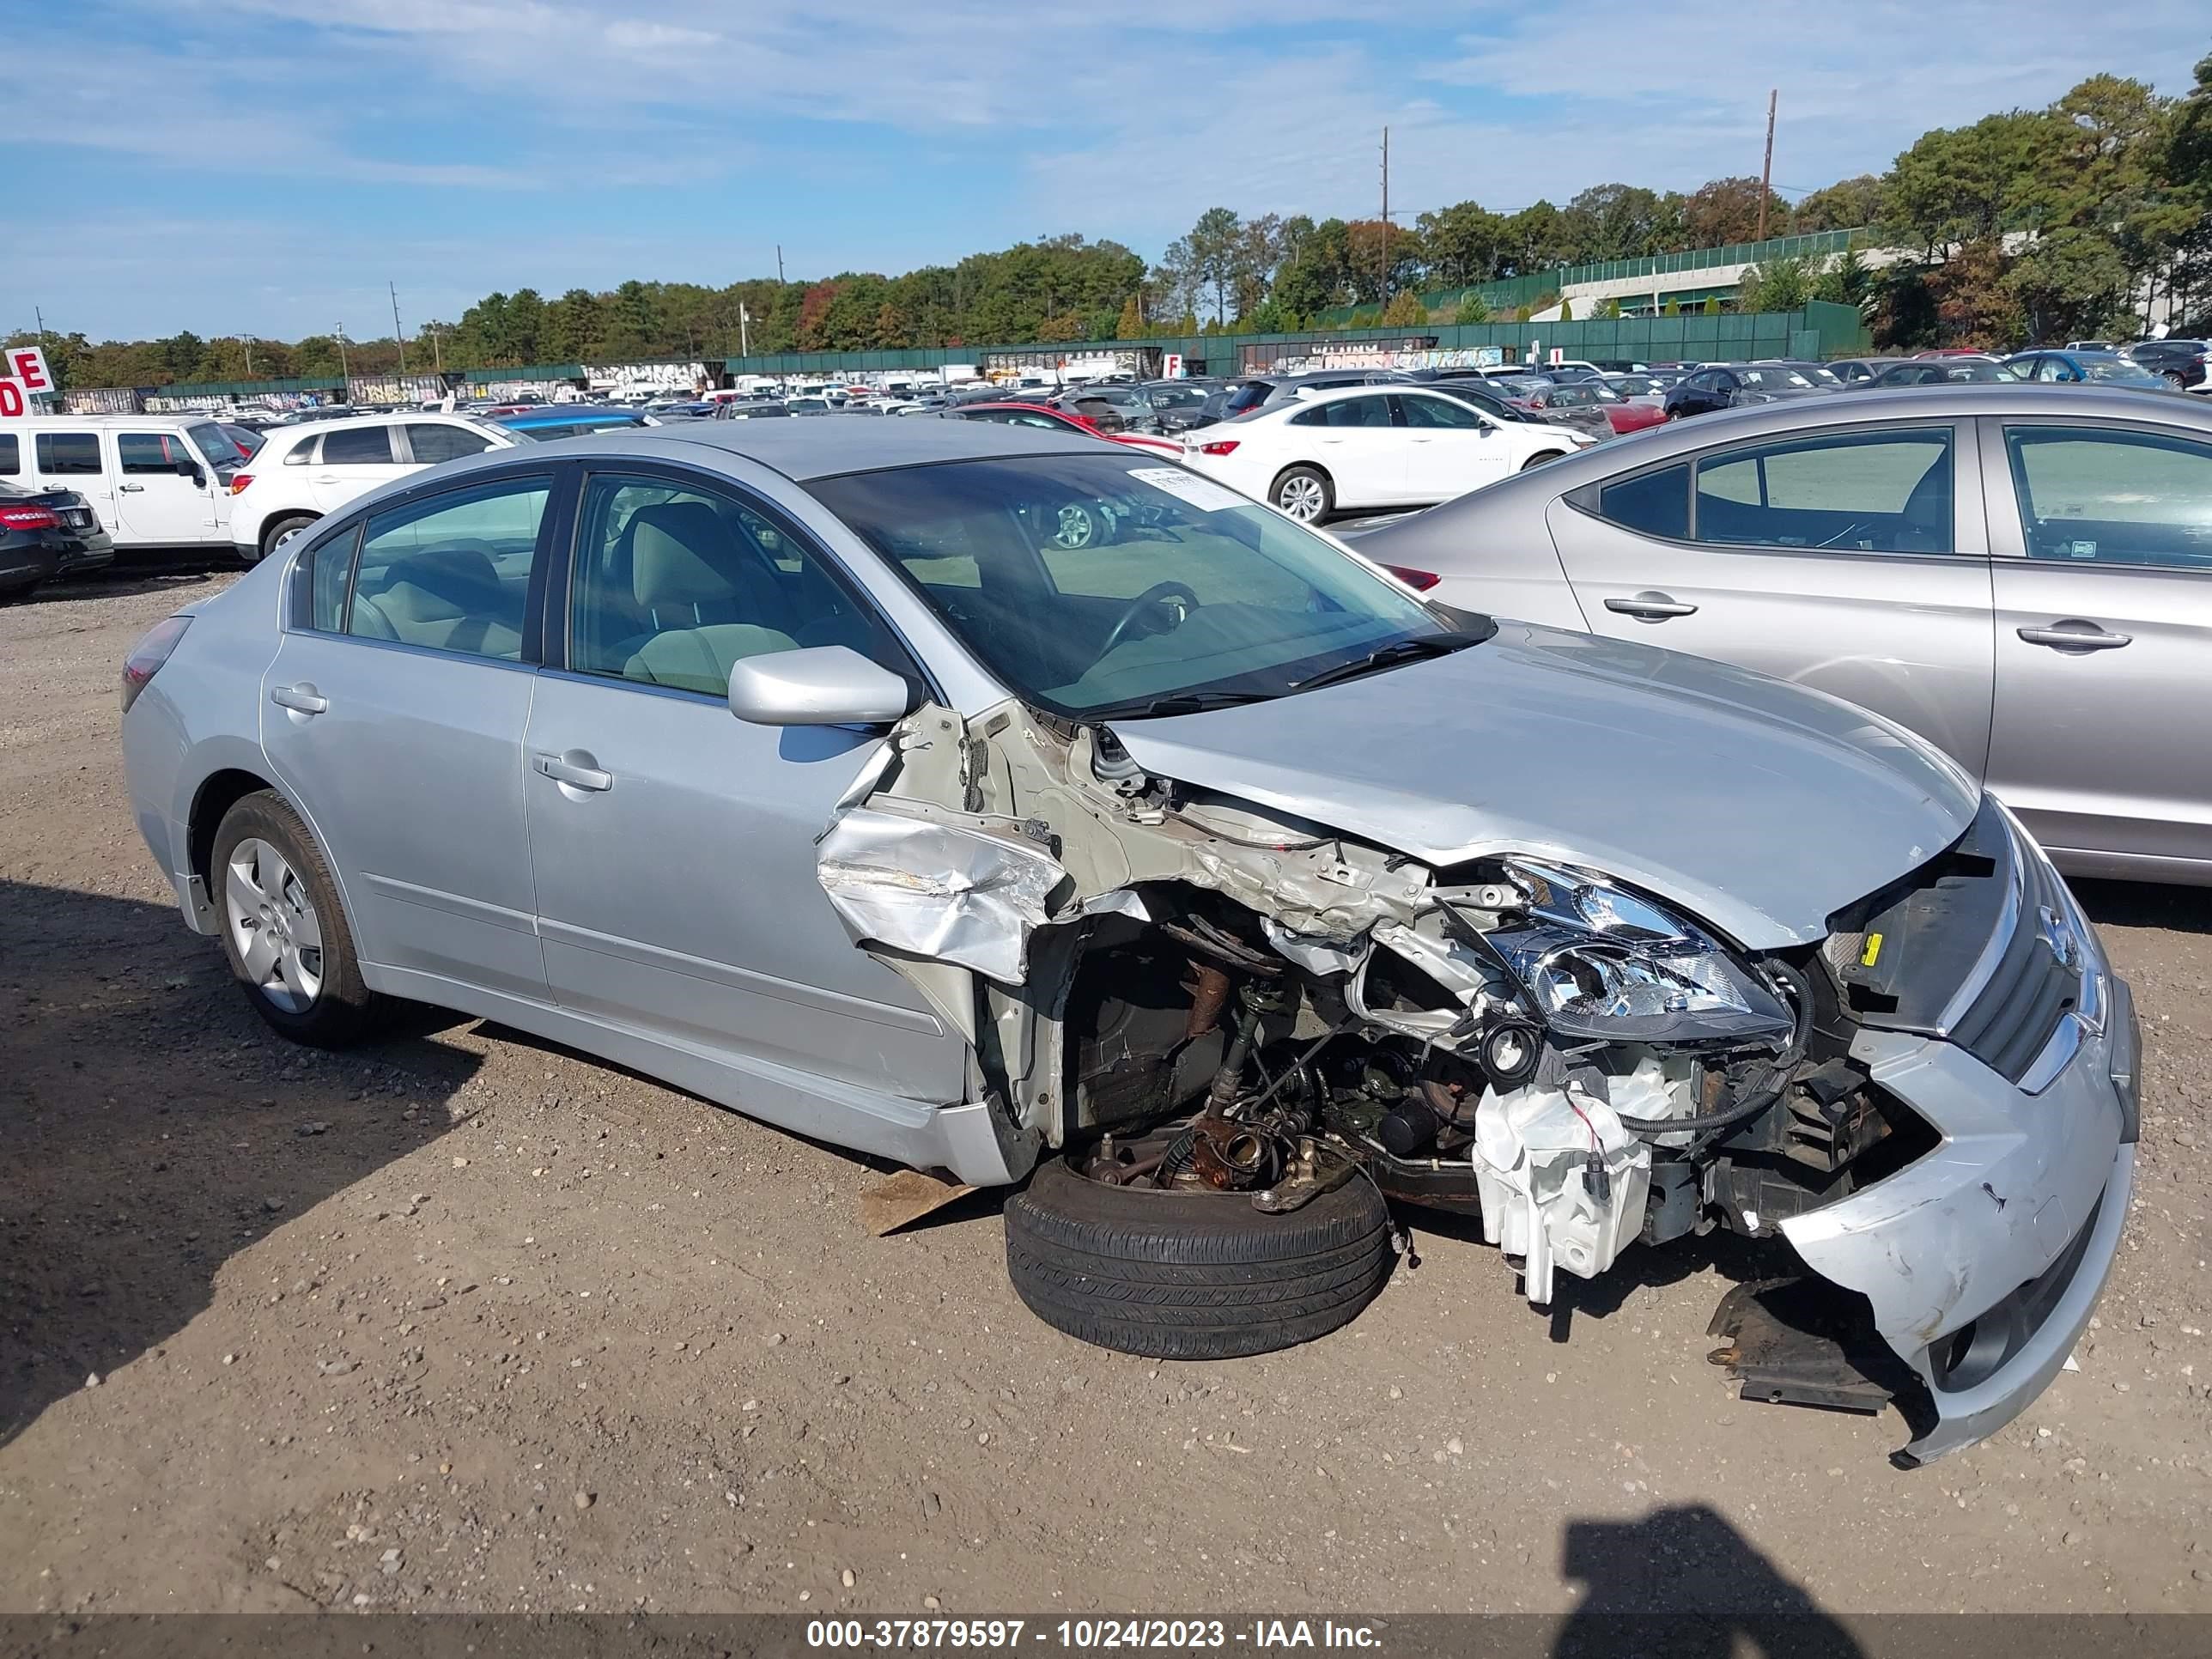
[2,569,2209,1620]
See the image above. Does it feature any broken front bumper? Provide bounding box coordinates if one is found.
[1782,972,2138,1464]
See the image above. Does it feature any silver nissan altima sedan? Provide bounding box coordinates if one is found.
[119,418,2136,1463]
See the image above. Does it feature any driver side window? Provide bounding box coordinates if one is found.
[1398,394,1483,428]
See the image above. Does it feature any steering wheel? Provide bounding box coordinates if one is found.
[1097,580,1200,659]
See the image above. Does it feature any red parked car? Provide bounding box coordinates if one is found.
[938,401,1185,458]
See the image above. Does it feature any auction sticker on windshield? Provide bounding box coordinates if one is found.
[1126,467,1245,513]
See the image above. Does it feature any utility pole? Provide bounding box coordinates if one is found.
[33,305,49,352]
[242,335,253,377]
[390,281,407,374]
[337,322,349,380]
[428,324,442,374]
[775,245,786,285]
[738,302,752,357]
[1756,89,1778,244]
[1378,126,1391,310]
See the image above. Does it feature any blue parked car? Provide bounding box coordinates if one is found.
[489,405,657,441]
[2004,349,2174,390]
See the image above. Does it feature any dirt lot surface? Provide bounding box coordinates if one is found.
[3,570,2209,1622]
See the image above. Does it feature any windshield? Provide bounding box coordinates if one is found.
[186,421,244,469]
[1736,368,1813,388]
[2081,357,2163,384]
[807,453,1456,720]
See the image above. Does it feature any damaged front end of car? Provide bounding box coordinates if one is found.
[817,694,2136,1464]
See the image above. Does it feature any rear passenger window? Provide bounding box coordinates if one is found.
[568,473,896,698]
[347,478,550,660]
[405,423,494,464]
[308,526,360,632]
[1693,431,1954,553]
[1595,464,1691,540]
[323,425,397,465]
[36,433,101,475]
[0,434,17,474]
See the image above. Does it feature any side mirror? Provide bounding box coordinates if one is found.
[727,645,913,727]
[177,457,205,483]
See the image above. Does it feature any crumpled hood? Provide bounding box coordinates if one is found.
[1108,622,1979,951]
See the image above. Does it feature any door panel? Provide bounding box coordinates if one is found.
[310,423,416,514]
[1293,394,1407,507]
[1397,392,1514,502]
[260,635,545,996]
[1549,422,1996,775]
[524,468,964,1102]
[522,677,962,1098]
[113,430,222,544]
[1982,420,2212,867]
[260,475,555,998]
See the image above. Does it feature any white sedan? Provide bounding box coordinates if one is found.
[1179,384,1594,522]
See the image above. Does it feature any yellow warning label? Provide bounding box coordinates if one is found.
[1861,933,1884,968]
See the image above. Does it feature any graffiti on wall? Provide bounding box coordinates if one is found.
[1240,339,1510,374]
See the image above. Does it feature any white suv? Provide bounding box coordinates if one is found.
[227,413,519,562]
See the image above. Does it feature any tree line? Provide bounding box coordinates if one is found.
[11,46,2209,389]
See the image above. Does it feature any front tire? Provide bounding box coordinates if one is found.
[211,790,386,1048]
[1272,465,1334,524]
[1004,1157,1395,1359]
[258,514,319,563]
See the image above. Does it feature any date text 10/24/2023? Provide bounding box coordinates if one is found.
[805,1620,1384,1650]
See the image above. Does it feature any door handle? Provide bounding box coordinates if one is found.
[534,751,613,792]
[118,483,146,493]
[314,474,338,484]
[2019,623,2131,651]
[270,683,328,714]
[1605,592,1699,622]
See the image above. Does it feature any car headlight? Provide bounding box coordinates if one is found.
[1483,860,1794,1045]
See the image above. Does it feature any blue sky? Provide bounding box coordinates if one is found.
[11,0,2207,342]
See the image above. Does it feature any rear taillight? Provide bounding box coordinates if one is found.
[229,473,254,495]
[0,505,59,530]
[120,615,192,714]
[1382,564,1441,591]
[1199,439,1240,456]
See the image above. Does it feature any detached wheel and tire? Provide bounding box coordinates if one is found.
[257,514,319,564]
[1004,1157,1396,1359]
[1272,465,1333,524]
[211,790,385,1048]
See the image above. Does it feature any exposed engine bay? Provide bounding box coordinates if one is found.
[816,694,1938,1311]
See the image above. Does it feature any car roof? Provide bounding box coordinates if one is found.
[2,412,230,427]
[540,412,1107,480]
[1424,383,2212,496]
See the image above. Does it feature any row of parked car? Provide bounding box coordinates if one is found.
[0,402,685,591]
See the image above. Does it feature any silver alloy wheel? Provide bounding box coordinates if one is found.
[1054,503,1097,548]
[1277,474,1326,521]
[224,836,325,1012]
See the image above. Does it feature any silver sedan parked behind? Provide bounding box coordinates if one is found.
[120,418,2135,1463]
[1358,384,2212,887]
